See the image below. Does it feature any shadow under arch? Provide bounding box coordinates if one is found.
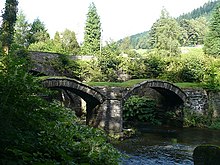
[41,77,106,124]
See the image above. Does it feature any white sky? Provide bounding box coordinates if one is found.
[0,0,211,43]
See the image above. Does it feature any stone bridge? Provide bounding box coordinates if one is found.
[41,77,190,133]
[30,51,62,76]
[42,77,105,124]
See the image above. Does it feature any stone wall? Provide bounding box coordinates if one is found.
[183,88,208,114]
[183,88,220,117]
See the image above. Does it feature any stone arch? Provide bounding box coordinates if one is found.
[122,80,188,126]
[41,77,106,124]
[123,80,187,104]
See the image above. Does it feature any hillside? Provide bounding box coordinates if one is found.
[177,0,219,20]
[119,0,219,49]
[129,31,149,49]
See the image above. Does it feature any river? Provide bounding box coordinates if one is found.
[114,126,220,165]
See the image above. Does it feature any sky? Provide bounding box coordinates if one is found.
[0,0,211,43]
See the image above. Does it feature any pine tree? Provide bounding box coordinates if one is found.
[82,2,101,55]
[28,18,50,44]
[14,10,31,48]
[204,4,220,56]
[0,0,18,53]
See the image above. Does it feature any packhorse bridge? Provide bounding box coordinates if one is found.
[42,77,188,133]
[31,51,216,133]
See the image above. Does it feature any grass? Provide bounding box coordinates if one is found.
[174,82,203,88]
[87,79,148,87]
[88,79,204,88]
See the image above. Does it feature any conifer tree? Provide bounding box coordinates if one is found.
[28,18,50,44]
[1,0,18,53]
[14,11,30,48]
[82,2,101,55]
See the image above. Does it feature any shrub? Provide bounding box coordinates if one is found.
[144,53,167,79]
[123,95,161,125]
[203,58,220,90]
[161,52,207,83]
[183,108,211,128]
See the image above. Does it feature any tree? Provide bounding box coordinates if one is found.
[97,41,123,81]
[148,8,181,56]
[14,10,30,48]
[0,0,18,53]
[60,29,80,54]
[28,18,50,44]
[203,4,220,56]
[29,29,80,55]
[179,17,208,46]
[82,2,101,55]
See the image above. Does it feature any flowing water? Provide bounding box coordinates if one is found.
[114,126,220,165]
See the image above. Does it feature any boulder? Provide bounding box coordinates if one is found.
[193,145,220,165]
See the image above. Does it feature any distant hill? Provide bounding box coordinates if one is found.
[118,0,219,50]
[177,0,219,20]
[129,31,149,49]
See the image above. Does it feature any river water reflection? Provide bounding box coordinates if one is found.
[114,126,220,165]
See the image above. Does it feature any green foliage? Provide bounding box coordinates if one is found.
[148,8,181,56]
[49,53,81,79]
[144,53,167,78]
[77,60,103,82]
[119,36,131,50]
[14,10,30,48]
[81,2,102,55]
[29,29,80,55]
[179,17,208,46]
[183,108,212,128]
[177,0,218,20]
[80,41,125,82]
[28,18,50,44]
[0,52,121,164]
[0,0,18,51]
[60,29,80,55]
[28,40,55,52]
[203,58,220,90]
[118,31,150,50]
[204,4,220,56]
[97,42,124,82]
[123,96,160,125]
[209,118,220,129]
[160,50,207,82]
[126,57,146,79]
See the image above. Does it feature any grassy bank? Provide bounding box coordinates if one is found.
[88,79,204,88]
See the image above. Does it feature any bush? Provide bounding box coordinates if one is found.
[144,53,167,79]
[123,95,161,125]
[160,52,207,83]
[203,58,220,90]
[183,108,211,128]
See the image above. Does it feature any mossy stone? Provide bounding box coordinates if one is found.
[193,145,220,165]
